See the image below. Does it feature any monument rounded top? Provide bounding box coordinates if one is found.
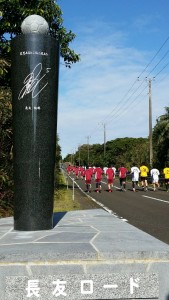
[21,15,49,35]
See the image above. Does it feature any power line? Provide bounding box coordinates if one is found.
[106,84,148,125]
[82,36,169,149]
[96,37,169,129]
[101,78,139,123]
[146,50,169,78]
[137,36,169,78]
[153,70,169,86]
[154,60,169,77]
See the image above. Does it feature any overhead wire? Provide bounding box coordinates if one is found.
[103,80,146,124]
[82,36,169,147]
[70,37,169,153]
[94,36,169,131]
[154,60,169,77]
[106,83,148,125]
[146,49,169,78]
[137,36,169,79]
[153,70,169,87]
[100,78,139,123]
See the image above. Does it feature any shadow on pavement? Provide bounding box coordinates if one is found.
[53,211,67,227]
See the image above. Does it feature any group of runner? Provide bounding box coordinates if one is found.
[66,163,169,193]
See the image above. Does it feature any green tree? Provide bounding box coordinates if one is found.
[0,0,80,68]
[153,107,169,169]
[54,134,62,189]
[64,137,149,169]
[55,135,62,168]
[0,0,80,216]
[0,55,13,217]
[106,137,149,169]
[0,88,13,176]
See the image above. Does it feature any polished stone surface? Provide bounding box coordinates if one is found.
[0,209,169,299]
[11,34,60,230]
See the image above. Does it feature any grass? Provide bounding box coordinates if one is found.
[0,171,81,218]
[53,171,81,212]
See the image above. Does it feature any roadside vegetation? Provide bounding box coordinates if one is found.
[54,171,80,212]
[0,1,169,217]
[0,0,80,217]
[64,121,169,171]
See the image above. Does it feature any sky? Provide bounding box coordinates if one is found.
[57,0,169,158]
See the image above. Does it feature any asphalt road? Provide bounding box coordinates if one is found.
[67,174,169,245]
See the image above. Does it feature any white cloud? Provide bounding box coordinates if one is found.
[132,14,161,33]
[57,20,169,158]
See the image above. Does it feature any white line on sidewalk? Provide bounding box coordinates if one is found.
[142,195,169,204]
[0,227,13,240]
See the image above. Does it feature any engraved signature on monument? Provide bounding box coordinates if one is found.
[18,63,51,100]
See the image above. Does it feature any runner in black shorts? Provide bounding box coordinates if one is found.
[139,163,149,191]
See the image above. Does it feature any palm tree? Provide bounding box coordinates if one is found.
[153,107,169,168]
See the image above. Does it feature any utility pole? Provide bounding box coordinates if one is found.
[99,122,106,157]
[71,148,75,165]
[78,144,81,166]
[148,78,153,167]
[138,76,154,167]
[86,136,91,165]
[103,123,106,158]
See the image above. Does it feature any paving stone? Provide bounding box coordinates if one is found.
[0,209,169,299]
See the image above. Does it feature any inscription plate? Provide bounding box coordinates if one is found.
[5,273,159,299]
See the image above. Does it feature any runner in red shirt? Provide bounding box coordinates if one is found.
[72,166,76,175]
[118,163,128,191]
[66,164,72,175]
[80,166,85,179]
[88,166,94,179]
[74,166,79,179]
[106,166,115,192]
[94,166,103,193]
[85,167,92,193]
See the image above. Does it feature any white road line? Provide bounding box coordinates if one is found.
[66,174,127,220]
[142,195,169,204]
[74,180,114,214]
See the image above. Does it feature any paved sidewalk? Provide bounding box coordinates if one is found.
[0,208,169,299]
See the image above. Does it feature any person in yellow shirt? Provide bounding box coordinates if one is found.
[163,164,169,192]
[140,162,149,191]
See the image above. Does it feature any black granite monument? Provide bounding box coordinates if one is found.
[11,23,60,230]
